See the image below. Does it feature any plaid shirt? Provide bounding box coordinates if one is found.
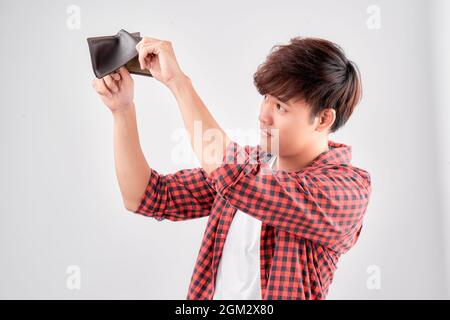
[134,139,372,300]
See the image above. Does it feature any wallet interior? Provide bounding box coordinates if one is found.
[87,30,153,78]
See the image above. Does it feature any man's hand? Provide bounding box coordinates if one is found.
[91,66,134,114]
[135,37,187,89]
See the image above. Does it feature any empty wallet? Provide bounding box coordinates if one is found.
[87,29,153,79]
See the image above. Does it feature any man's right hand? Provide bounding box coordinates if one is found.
[92,66,134,114]
[135,37,188,90]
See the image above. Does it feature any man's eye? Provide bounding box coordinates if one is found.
[276,104,286,112]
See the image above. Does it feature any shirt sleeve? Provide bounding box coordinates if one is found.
[134,166,217,222]
[206,140,372,254]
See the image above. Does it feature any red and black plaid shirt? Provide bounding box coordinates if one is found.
[134,139,372,300]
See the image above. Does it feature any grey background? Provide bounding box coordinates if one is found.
[0,0,449,299]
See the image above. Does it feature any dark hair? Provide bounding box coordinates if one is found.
[253,36,362,133]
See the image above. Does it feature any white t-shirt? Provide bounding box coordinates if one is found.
[212,153,277,300]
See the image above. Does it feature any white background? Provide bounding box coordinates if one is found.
[0,0,448,299]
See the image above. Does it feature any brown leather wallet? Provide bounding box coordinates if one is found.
[87,29,153,79]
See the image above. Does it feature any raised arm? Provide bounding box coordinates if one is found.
[92,67,151,211]
[167,75,232,174]
[135,37,231,175]
[92,66,218,219]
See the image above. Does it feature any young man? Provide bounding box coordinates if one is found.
[92,36,372,300]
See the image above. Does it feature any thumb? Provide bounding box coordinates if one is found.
[118,66,132,82]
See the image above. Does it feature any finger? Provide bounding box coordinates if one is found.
[118,66,132,82]
[138,45,152,70]
[111,71,121,81]
[136,37,162,51]
[103,75,119,93]
[135,39,143,52]
[92,78,112,97]
[138,43,159,70]
[135,38,148,52]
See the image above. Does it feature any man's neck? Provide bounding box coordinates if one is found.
[275,140,329,172]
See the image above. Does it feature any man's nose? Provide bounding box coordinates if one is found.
[258,106,273,126]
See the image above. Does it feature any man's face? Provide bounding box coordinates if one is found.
[258,94,319,157]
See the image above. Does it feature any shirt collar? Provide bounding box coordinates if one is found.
[260,140,352,170]
[308,140,352,168]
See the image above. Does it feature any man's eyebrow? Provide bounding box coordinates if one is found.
[267,94,293,108]
[284,101,293,108]
[277,97,292,108]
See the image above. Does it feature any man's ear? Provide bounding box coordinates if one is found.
[316,108,336,132]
